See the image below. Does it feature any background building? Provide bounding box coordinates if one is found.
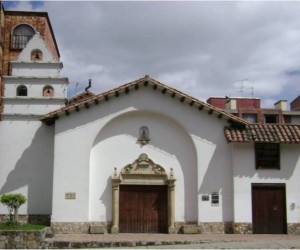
[207,96,300,124]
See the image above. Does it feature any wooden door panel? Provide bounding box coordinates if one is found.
[252,184,287,234]
[119,185,168,233]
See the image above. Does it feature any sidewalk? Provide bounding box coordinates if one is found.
[43,233,300,249]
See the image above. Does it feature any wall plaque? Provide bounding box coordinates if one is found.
[202,195,209,201]
[65,192,76,200]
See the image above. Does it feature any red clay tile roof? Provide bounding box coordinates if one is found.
[66,91,95,106]
[40,76,249,126]
[224,124,300,143]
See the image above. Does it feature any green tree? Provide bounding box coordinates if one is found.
[0,193,27,224]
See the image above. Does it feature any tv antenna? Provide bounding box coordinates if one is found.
[75,82,79,95]
[233,79,249,97]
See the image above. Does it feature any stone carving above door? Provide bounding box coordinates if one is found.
[121,153,166,176]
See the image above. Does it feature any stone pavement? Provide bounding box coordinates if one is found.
[43,233,300,249]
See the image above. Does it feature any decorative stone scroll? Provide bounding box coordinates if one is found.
[121,153,166,175]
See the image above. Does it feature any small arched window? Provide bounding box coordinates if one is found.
[43,85,54,97]
[17,85,28,96]
[31,49,43,61]
[12,24,35,49]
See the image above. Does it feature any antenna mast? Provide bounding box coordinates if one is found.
[75,82,79,95]
[234,79,248,97]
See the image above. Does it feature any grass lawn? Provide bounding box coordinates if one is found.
[0,223,47,231]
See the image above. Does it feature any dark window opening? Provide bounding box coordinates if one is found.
[283,115,292,124]
[264,114,278,124]
[242,113,258,123]
[17,85,28,96]
[12,24,35,49]
[255,143,280,169]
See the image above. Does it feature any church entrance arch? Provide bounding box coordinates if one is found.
[111,153,176,234]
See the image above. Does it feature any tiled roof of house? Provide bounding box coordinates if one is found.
[40,76,249,126]
[66,91,95,106]
[224,124,300,143]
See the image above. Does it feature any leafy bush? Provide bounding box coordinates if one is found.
[0,193,27,225]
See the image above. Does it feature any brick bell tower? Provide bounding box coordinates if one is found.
[0,1,64,117]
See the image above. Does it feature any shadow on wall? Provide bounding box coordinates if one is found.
[0,125,54,215]
[92,110,198,222]
[198,129,234,223]
[100,176,112,221]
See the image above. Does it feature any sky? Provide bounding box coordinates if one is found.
[3,1,300,108]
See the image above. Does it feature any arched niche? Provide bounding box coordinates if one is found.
[31,49,43,61]
[43,85,54,97]
[111,153,176,234]
[89,110,198,225]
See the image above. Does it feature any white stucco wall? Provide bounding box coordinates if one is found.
[17,33,57,63]
[0,29,67,218]
[0,119,54,215]
[3,98,65,115]
[232,143,300,223]
[51,87,233,224]
[4,78,67,98]
[89,110,193,222]
[11,62,62,77]
[0,31,66,217]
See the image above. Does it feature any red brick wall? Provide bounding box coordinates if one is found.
[207,97,260,109]
[207,97,227,109]
[291,95,300,111]
[236,99,260,109]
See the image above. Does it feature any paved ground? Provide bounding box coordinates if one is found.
[44,234,300,249]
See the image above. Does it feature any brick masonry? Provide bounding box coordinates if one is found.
[291,95,300,111]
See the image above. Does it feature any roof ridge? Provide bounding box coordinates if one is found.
[40,76,249,126]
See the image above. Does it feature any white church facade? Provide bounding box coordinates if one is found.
[1,8,300,235]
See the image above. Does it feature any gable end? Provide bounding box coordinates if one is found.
[41,76,249,127]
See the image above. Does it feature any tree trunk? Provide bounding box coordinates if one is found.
[14,207,19,223]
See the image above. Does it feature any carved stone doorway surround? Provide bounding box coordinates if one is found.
[111,153,176,234]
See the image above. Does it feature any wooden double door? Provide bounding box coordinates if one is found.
[119,185,168,233]
[252,184,287,234]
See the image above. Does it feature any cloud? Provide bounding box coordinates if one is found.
[5,1,300,108]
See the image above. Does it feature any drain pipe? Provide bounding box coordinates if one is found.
[85,79,92,91]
